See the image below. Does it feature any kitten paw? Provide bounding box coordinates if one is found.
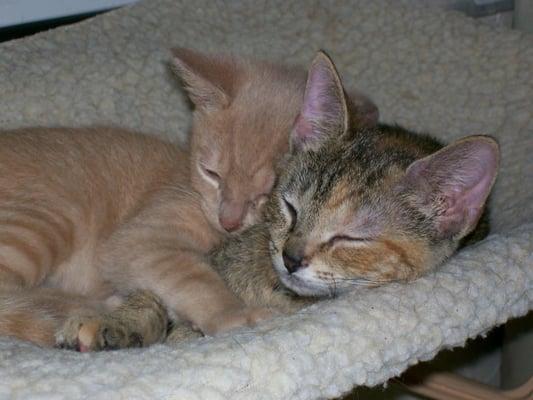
[55,315,143,352]
[55,290,167,352]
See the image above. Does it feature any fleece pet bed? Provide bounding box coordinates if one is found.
[0,1,531,399]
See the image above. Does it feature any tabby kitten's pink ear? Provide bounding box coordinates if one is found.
[404,136,500,239]
[291,51,349,152]
[171,48,237,110]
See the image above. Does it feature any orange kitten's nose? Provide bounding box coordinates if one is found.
[219,200,248,232]
[219,215,242,232]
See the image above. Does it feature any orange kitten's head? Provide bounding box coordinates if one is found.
[265,52,500,296]
[171,48,379,234]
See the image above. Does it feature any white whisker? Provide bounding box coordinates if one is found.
[337,277,393,284]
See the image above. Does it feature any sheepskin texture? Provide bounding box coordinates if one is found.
[0,1,532,399]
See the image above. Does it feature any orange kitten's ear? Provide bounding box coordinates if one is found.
[404,135,500,239]
[170,48,237,110]
[291,50,349,152]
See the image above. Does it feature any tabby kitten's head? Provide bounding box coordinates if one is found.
[171,48,378,234]
[266,52,500,297]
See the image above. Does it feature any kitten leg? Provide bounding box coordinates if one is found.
[0,197,83,346]
[119,250,274,336]
[0,286,103,347]
[56,290,168,352]
[98,191,274,337]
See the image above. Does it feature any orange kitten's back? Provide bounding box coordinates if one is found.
[0,127,184,294]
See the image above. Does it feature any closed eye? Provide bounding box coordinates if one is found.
[283,197,297,231]
[199,163,221,185]
[329,235,372,245]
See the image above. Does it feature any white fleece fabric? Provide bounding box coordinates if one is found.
[0,1,531,399]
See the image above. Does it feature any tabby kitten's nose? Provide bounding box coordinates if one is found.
[282,250,305,274]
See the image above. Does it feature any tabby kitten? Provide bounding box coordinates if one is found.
[171,48,378,233]
[202,51,500,315]
[73,51,500,349]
